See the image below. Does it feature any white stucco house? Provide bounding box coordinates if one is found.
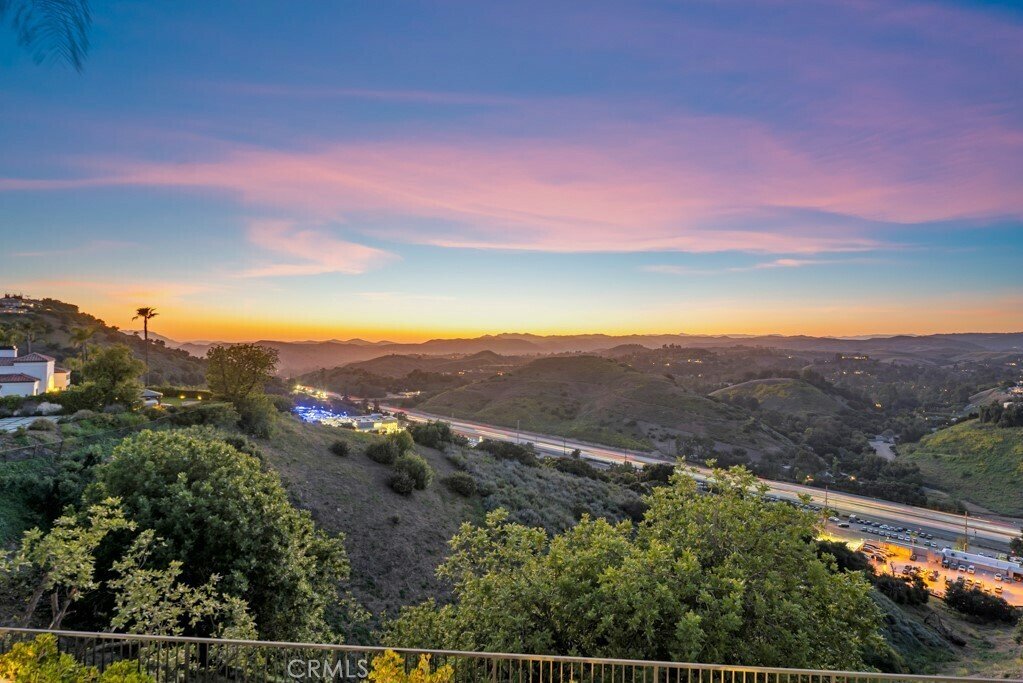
[0,346,71,397]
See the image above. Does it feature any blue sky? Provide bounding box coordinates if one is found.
[1,1,1022,340]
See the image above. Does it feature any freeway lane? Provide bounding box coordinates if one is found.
[389,406,1021,549]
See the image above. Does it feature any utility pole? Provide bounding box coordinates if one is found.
[963,511,969,553]
[822,484,830,529]
[516,419,520,444]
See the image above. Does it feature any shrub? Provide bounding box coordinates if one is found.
[476,439,539,467]
[394,453,434,490]
[366,441,400,465]
[944,580,1018,623]
[28,418,57,431]
[168,402,239,428]
[552,457,607,481]
[408,420,464,449]
[235,394,278,438]
[222,435,263,459]
[330,440,351,457]
[391,430,415,454]
[0,634,155,682]
[389,470,416,496]
[51,383,107,413]
[91,428,350,641]
[268,394,294,413]
[874,574,928,606]
[368,650,453,683]
[443,472,477,497]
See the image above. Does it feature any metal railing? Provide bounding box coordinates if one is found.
[0,628,1013,683]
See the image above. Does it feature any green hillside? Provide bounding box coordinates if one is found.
[710,378,847,417]
[418,355,791,453]
[902,419,1023,515]
[0,298,205,385]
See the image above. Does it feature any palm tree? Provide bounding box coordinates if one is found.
[0,0,92,71]
[132,307,158,386]
[17,319,48,353]
[0,324,23,348]
[69,325,96,362]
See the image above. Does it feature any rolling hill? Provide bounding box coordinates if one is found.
[0,297,205,385]
[417,355,792,453]
[710,378,849,417]
[902,420,1023,515]
[173,331,1023,376]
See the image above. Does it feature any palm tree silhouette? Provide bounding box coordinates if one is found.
[17,319,48,353]
[69,325,96,362]
[132,307,158,386]
[0,0,92,71]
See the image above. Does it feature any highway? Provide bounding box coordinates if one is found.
[387,406,1022,550]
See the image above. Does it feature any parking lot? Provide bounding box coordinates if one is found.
[819,515,1023,607]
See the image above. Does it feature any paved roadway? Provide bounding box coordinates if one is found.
[386,405,1021,550]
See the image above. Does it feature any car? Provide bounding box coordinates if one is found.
[860,526,869,532]
[910,554,917,561]
[941,560,949,568]
[967,565,976,574]
[995,586,1003,594]
[958,565,967,572]
[837,522,849,528]
[994,574,1003,582]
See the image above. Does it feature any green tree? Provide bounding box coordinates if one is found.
[387,467,883,670]
[16,318,48,353]
[89,428,350,640]
[80,343,146,407]
[206,344,279,403]
[0,323,24,347]
[1010,529,1023,558]
[108,530,257,639]
[131,307,158,386]
[69,325,97,362]
[0,498,134,628]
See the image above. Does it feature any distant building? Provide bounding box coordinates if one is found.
[351,413,402,434]
[0,294,35,315]
[0,346,71,397]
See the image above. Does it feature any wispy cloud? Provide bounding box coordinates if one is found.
[12,240,137,258]
[644,257,859,276]
[216,82,519,107]
[240,220,398,277]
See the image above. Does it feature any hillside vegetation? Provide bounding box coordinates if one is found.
[710,378,848,417]
[903,420,1023,515]
[418,355,791,453]
[0,298,205,385]
[255,417,643,625]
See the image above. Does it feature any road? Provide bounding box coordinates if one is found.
[387,405,1022,550]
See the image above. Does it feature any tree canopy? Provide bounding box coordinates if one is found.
[386,467,884,670]
[206,344,279,404]
[88,427,349,640]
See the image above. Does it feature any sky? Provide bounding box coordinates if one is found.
[1,1,1022,342]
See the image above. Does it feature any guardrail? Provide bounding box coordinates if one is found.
[0,628,1011,683]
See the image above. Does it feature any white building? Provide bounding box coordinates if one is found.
[0,346,71,397]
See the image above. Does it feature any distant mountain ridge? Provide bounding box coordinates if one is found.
[168,331,1023,376]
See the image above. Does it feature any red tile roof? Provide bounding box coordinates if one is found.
[13,353,55,363]
[0,373,40,384]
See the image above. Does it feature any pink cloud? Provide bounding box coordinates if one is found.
[241,221,397,277]
[2,106,1020,255]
